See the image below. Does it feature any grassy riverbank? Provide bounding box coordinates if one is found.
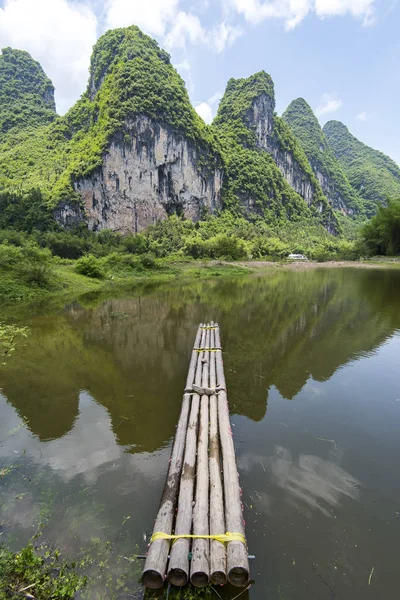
[2,251,400,309]
[0,255,252,306]
[0,212,364,306]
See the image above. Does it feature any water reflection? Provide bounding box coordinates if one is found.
[0,391,170,486]
[0,390,169,559]
[1,268,400,600]
[239,446,360,518]
[268,446,360,517]
[1,268,400,445]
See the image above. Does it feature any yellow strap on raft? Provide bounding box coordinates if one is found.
[150,531,246,545]
[200,326,218,330]
[194,347,222,352]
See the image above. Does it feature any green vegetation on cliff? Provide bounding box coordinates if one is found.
[0,47,56,136]
[213,72,337,231]
[0,26,217,206]
[323,120,400,206]
[282,98,372,216]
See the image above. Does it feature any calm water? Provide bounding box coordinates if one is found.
[1,267,400,599]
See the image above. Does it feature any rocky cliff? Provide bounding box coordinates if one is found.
[282,98,367,216]
[0,27,223,233]
[6,26,400,235]
[323,120,400,207]
[242,90,315,203]
[213,72,338,232]
[73,117,222,233]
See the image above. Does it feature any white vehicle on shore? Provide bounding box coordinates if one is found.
[288,253,309,261]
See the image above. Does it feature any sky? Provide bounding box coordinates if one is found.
[0,0,399,164]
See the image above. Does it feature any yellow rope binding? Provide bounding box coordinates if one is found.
[200,326,218,330]
[150,532,246,545]
[194,347,222,352]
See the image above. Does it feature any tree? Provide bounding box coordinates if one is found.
[362,198,400,255]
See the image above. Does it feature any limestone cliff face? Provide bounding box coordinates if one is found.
[69,116,222,233]
[273,150,315,205]
[313,166,354,214]
[246,94,316,206]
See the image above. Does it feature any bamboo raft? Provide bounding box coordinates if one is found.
[142,323,250,590]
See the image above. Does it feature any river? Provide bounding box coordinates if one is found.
[1,267,399,599]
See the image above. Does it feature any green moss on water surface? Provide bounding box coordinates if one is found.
[0,541,85,600]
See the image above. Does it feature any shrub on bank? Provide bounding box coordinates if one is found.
[19,244,53,286]
[40,232,89,259]
[123,233,148,254]
[251,237,289,259]
[139,252,157,269]
[208,234,249,260]
[184,234,249,260]
[75,254,105,279]
[0,241,54,286]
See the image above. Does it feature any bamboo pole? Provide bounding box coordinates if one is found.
[167,326,207,586]
[209,323,227,585]
[190,326,210,587]
[215,325,250,587]
[142,325,202,589]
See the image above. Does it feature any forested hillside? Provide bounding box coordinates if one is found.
[323,120,400,206]
[282,98,375,217]
[212,73,336,232]
[0,23,399,287]
[0,47,56,136]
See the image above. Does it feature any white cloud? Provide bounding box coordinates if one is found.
[106,1,239,56]
[208,91,223,106]
[356,111,367,121]
[195,101,213,123]
[105,0,179,37]
[173,58,191,72]
[315,92,343,117]
[314,0,375,26]
[226,0,375,30]
[194,90,224,124]
[210,21,243,52]
[164,11,205,49]
[194,90,223,124]
[0,0,98,114]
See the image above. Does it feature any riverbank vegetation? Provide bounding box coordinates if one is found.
[0,203,399,305]
[0,212,358,304]
[361,198,400,256]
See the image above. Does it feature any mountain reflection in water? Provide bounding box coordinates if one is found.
[1,267,400,600]
[2,267,399,444]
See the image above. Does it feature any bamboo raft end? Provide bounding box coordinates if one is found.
[211,570,227,586]
[168,568,189,587]
[228,566,250,587]
[141,569,164,590]
[190,571,210,588]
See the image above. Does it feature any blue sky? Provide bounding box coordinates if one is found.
[0,0,399,163]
